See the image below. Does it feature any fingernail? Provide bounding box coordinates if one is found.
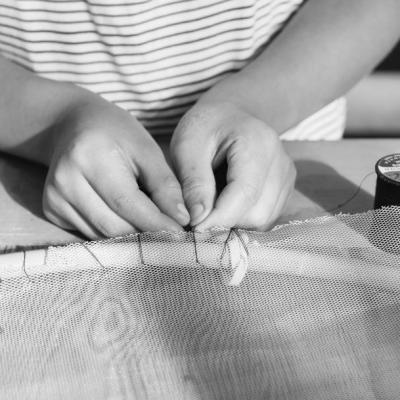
[176,203,190,225]
[189,203,206,226]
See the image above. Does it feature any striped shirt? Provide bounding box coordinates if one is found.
[0,0,345,139]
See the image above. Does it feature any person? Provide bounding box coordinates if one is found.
[0,0,399,239]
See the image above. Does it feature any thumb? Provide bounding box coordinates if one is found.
[170,127,216,227]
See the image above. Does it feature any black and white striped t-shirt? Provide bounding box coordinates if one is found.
[0,0,345,139]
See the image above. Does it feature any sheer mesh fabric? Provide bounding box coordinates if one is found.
[1,207,400,399]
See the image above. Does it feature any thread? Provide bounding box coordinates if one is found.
[22,250,32,282]
[328,172,375,213]
[191,229,205,268]
[138,233,152,267]
[137,233,165,269]
[80,243,106,271]
[220,229,250,286]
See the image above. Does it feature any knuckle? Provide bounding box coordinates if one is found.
[67,140,91,166]
[43,185,58,210]
[51,166,70,189]
[158,175,181,193]
[232,133,253,150]
[181,175,212,196]
[165,174,181,188]
[110,192,132,214]
[150,177,182,201]
[240,181,261,202]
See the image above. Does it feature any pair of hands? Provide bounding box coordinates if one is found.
[43,91,296,239]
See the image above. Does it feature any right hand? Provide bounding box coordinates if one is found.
[170,101,296,231]
[43,92,190,239]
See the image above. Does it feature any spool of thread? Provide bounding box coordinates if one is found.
[374,154,400,209]
[372,154,400,254]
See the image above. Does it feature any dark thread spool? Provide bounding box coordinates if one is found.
[372,154,400,254]
[374,154,400,209]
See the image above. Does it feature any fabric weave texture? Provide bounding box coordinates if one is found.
[1,207,400,399]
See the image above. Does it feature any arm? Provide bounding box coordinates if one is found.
[0,56,89,164]
[0,56,189,236]
[346,73,400,135]
[170,0,400,231]
[200,0,400,133]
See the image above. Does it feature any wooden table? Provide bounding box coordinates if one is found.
[0,138,395,249]
[1,138,400,399]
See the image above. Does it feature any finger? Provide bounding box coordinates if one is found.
[170,125,216,227]
[262,162,296,229]
[43,209,75,231]
[86,153,183,232]
[196,134,273,230]
[262,182,293,229]
[137,145,190,227]
[43,187,102,240]
[61,174,139,237]
[236,154,295,231]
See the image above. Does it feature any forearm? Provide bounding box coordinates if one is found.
[0,55,92,164]
[201,0,400,133]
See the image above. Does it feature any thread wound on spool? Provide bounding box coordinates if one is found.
[375,154,400,209]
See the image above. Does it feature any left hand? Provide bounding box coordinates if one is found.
[170,100,296,231]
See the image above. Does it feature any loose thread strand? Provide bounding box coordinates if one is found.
[80,243,106,271]
[192,229,206,268]
[138,234,145,266]
[22,250,32,282]
[232,228,249,256]
[220,229,234,270]
[328,171,375,213]
[137,233,157,268]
